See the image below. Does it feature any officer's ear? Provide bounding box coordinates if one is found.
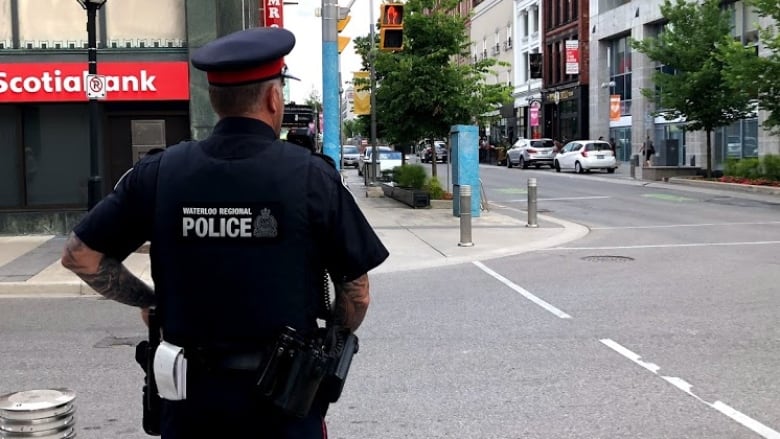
[265,80,284,115]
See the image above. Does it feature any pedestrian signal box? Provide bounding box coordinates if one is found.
[379,3,404,51]
[381,3,403,26]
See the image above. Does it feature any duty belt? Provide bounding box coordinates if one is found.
[186,348,268,371]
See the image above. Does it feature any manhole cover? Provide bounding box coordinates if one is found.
[581,255,634,263]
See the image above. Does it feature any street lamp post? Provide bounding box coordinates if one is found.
[77,0,107,210]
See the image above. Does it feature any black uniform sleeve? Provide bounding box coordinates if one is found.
[72,156,159,261]
[308,163,389,282]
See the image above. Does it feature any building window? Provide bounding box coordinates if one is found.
[609,36,632,116]
[23,105,90,206]
[0,107,22,207]
[0,104,91,208]
[598,0,630,13]
[715,118,759,162]
[523,11,529,37]
[105,0,186,43]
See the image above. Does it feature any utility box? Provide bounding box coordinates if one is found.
[450,124,480,218]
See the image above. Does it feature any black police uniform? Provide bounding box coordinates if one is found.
[72,27,388,439]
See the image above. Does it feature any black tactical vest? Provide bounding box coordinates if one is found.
[151,137,323,349]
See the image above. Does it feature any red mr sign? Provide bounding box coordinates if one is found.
[264,0,284,27]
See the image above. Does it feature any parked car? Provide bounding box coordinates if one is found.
[727,136,742,158]
[358,146,396,176]
[554,140,618,174]
[341,145,360,168]
[419,141,448,163]
[506,138,556,169]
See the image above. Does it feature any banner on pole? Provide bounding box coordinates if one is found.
[610,95,621,121]
[352,71,371,115]
[565,40,579,75]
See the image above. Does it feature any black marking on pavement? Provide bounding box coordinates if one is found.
[0,236,67,282]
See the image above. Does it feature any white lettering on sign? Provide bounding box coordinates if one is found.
[268,0,281,5]
[181,206,258,239]
[269,7,280,18]
[0,69,157,94]
[182,216,253,238]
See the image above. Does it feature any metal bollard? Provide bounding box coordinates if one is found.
[526,178,538,228]
[458,185,474,247]
[0,388,76,438]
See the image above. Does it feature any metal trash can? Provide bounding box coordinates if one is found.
[0,389,76,438]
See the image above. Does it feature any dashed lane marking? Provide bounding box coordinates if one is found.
[601,338,780,439]
[472,261,572,319]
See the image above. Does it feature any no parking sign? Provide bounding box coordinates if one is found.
[86,74,106,99]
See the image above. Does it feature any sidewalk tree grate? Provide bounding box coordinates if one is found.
[581,255,634,263]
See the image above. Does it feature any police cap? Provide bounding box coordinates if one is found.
[191,27,300,86]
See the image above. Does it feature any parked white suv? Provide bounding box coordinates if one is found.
[506,138,555,169]
[554,140,617,174]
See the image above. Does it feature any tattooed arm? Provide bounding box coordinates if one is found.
[61,232,155,308]
[332,273,371,331]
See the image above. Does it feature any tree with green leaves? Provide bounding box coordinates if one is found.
[304,87,323,112]
[353,0,512,177]
[720,0,780,134]
[630,0,754,177]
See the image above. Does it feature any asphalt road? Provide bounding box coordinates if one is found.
[1,163,778,438]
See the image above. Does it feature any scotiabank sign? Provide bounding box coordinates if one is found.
[0,61,189,103]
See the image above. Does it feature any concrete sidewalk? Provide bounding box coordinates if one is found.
[0,172,588,297]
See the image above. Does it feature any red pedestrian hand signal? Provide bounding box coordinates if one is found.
[382,4,403,26]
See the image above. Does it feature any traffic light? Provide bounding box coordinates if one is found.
[379,3,404,51]
[529,53,543,79]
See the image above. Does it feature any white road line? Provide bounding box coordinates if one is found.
[591,221,780,230]
[506,196,611,203]
[600,338,660,373]
[472,261,572,319]
[549,241,780,251]
[601,339,780,439]
[712,401,780,439]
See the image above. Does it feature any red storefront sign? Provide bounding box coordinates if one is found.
[0,61,189,103]
[264,0,284,27]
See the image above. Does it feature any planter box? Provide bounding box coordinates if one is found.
[381,183,431,208]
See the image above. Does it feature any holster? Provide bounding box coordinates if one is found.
[318,326,359,403]
[135,309,162,436]
[255,327,328,419]
[254,325,359,418]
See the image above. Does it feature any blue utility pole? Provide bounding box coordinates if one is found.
[322,0,340,169]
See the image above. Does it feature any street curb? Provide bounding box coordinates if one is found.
[370,214,590,275]
[667,177,780,196]
[0,281,99,297]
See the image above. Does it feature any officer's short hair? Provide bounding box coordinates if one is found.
[208,81,276,117]
[192,27,299,117]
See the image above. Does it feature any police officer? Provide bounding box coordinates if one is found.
[61,27,388,438]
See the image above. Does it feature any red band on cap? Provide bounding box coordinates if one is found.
[206,58,285,85]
